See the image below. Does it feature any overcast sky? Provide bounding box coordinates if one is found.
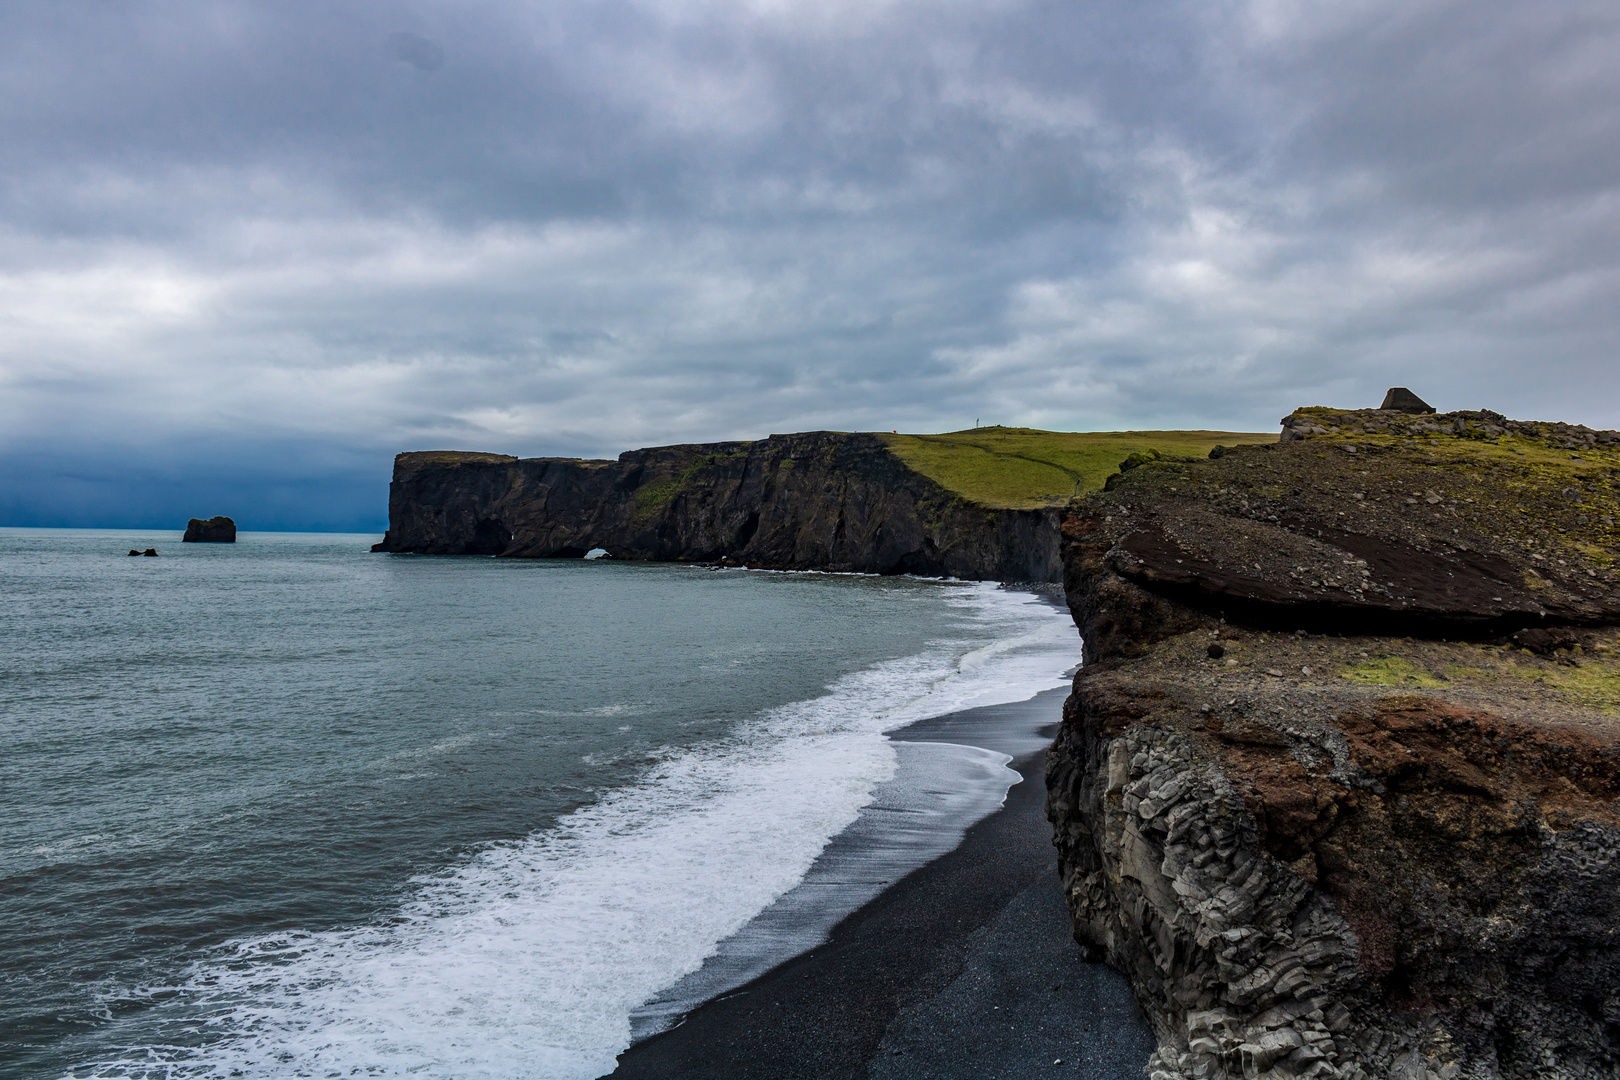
[3,0,1618,529]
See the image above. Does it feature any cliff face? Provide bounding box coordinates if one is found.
[372,432,1063,581]
[1048,407,1620,1079]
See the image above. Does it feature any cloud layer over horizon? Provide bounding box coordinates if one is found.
[3,0,1618,528]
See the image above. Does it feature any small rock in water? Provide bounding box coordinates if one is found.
[142,548,158,556]
[127,549,141,556]
[183,516,236,543]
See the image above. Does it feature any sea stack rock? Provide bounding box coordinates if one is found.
[183,516,237,543]
[1377,386,1435,413]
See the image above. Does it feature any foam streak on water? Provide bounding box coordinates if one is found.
[69,583,1077,1080]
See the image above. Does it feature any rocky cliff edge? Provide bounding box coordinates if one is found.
[1047,403,1620,1079]
[371,432,1066,581]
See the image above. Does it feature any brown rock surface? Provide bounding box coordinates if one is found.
[1048,407,1620,1079]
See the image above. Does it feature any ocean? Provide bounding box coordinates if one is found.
[0,529,1081,1079]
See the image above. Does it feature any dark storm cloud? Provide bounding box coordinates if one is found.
[1,0,1617,526]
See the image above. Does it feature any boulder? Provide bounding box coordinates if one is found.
[183,516,237,543]
[1377,387,1435,414]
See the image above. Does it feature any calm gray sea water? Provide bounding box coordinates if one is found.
[0,529,1079,1079]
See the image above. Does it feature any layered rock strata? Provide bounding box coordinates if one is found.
[1048,406,1620,1079]
[371,432,1064,581]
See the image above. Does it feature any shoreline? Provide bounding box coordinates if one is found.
[606,685,1155,1079]
[624,585,1078,1042]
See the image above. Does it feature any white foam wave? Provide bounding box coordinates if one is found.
[73,583,1077,1080]
[630,739,1021,1039]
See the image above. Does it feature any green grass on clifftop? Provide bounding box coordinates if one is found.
[880,427,1275,509]
[398,451,519,466]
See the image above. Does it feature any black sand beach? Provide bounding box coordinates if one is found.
[607,687,1155,1080]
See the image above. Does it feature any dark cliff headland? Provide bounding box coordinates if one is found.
[371,427,1269,582]
[1048,403,1620,1079]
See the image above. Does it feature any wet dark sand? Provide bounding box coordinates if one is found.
[606,687,1156,1079]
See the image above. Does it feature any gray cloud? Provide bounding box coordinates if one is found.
[387,31,445,72]
[2,0,1618,527]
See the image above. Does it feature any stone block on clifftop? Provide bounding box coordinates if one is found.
[183,516,236,543]
[1377,386,1435,413]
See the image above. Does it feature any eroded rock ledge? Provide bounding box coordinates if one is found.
[1048,405,1620,1079]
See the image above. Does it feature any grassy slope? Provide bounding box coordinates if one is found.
[879,427,1275,509]
[1287,406,1620,567]
[398,451,519,466]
